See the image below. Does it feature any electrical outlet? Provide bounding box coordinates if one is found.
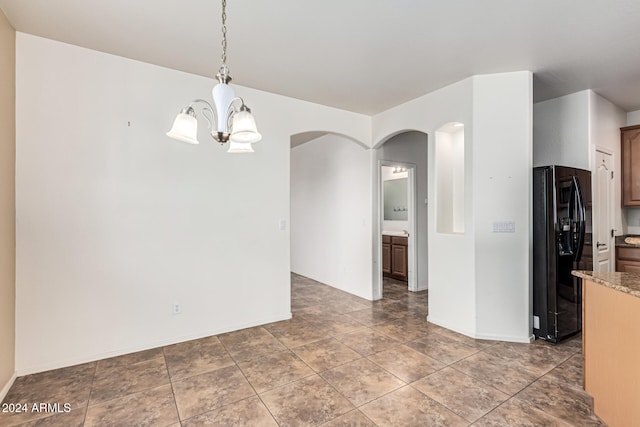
[533,315,540,329]
[173,303,181,315]
[493,221,515,233]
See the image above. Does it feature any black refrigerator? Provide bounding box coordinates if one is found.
[533,165,592,343]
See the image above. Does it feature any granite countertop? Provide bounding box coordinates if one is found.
[572,271,640,298]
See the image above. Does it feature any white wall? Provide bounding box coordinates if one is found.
[434,126,464,234]
[373,78,477,336]
[290,134,373,299]
[533,90,590,169]
[452,129,465,233]
[15,33,370,374]
[627,110,640,126]
[373,72,533,342]
[472,72,533,341]
[435,131,454,233]
[13,31,549,369]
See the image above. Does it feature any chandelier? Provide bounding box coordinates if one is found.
[166,0,262,153]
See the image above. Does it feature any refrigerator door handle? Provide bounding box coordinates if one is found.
[559,179,577,256]
[573,176,586,262]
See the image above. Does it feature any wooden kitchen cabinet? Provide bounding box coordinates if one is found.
[382,235,407,281]
[616,246,640,272]
[621,125,640,206]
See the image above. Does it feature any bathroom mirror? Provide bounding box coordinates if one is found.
[384,178,408,220]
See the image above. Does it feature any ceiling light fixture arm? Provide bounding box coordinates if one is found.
[187,98,215,130]
[226,96,250,120]
[171,96,257,145]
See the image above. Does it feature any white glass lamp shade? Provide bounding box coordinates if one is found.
[212,82,235,135]
[166,110,199,144]
[230,110,262,143]
[227,140,255,153]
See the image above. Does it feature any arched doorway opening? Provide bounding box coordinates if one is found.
[373,131,429,300]
[289,131,372,299]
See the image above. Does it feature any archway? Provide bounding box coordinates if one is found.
[373,130,429,300]
[289,131,372,300]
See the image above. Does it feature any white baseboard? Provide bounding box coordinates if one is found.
[0,371,17,402]
[473,331,535,343]
[426,315,476,338]
[16,312,292,376]
[427,315,533,343]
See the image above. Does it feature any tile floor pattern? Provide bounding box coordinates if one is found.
[0,274,605,426]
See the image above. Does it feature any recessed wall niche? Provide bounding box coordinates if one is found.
[435,122,465,234]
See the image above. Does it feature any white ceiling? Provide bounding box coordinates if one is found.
[2,0,640,115]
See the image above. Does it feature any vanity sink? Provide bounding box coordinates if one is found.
[382,230,408,237]
[624,236,640,245]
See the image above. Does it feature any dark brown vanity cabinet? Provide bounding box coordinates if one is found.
[382,235,392,275]
[382,235,408,282]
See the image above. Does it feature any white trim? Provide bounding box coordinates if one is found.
[373,160,383,300]
[16,312,291,376]
[0,371,17,401]
[428,315,534,343]
[426,315,476,339]
[473,332,536,344]
[407,165,418,291]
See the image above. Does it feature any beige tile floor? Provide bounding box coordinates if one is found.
[0,274,604,426]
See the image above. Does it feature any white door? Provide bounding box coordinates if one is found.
[594,149,614,271]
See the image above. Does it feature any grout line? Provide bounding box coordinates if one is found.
[13,275,582,426]
[234,360,281,425]
[161,346,182,424]
[215,336,282,424]
[81,359,99,425]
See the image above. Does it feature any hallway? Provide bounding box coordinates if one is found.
[0,274,602,426]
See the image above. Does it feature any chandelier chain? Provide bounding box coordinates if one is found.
[221,0,227,66]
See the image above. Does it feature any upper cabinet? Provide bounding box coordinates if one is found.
[621,125,640,207]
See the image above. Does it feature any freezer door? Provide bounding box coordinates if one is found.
[553,168,588,341]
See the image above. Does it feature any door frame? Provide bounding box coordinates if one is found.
[592,145,615,272]
[374,160,418,299]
